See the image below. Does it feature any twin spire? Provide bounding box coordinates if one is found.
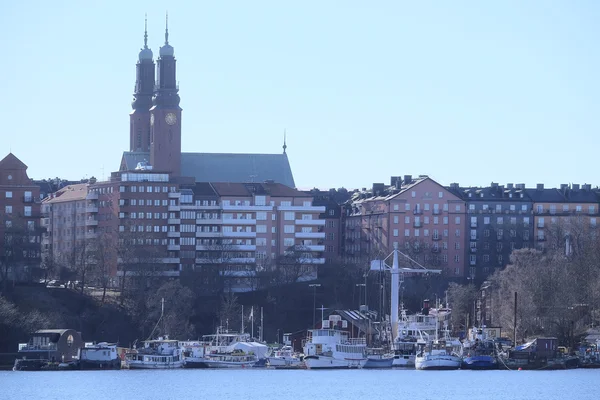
[141,12,173,59]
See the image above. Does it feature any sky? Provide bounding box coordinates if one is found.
[1,1,599,190]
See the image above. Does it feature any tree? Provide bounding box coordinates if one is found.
[93,230,117,304]
[446,282,478,333]
[217,292,242,330]
[145,281,196,340]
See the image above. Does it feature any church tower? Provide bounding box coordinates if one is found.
[150,14,182,176]
[130,16,155,152]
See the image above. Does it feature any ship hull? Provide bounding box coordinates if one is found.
[304,355,366,369]
[461,356,498,370]
[415,355,461,370]
[80,359,121,370]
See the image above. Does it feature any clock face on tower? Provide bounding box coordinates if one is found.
[165,113,177,126]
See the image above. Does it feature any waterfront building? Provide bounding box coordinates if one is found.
[446,183,534,283]
[343,175,467,277]
[0,153,43,282]
[307,189,347,263]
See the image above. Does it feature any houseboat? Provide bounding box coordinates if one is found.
[13,329,83,371]
[124,337,183,369]
[80,342,121,370]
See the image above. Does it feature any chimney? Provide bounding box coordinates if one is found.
[536,184,544,191]
[516,183,525,190]
[507,183,514,190]
[560,184,568,191]
[422,299,430,315]
[403,175,412,184]
[572,184,580,191]
[450,183,459,189]
[583,184,592,191]
[491,182,498,189]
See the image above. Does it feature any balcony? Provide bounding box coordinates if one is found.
[195,258,223,264]
[23,196,35,203]
[187,204,220,210]
[229,257,256,264]
[470,259,476,266]
[168,218,181,224]
[86,192,99,200]
[167,231,180,238]
[413,209,423,215]
[195,244,257,251]
[278,205,325,212]
[295,219,326,226]
[196,218,222,225]
[470,247,477,253]
[168,192,181,198]
[295,232,326,239]
[168,205,180,212]
[298,245,325,252]
[537,236,546,242]
[299,258,326,264]
[222,231,256,238]
[432,236,441,241]
[223,205,273,212]
[196,231,222,238]
[222,219,256,225]
[160,258,180,264]
[86,206,99,213]
[85,219,98,226]
[167,244,180,251]
[470,236,477,241]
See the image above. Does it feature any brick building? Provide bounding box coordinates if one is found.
[0,153,43,282]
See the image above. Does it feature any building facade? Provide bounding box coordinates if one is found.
[447,183,534,282]
[343,175,467,277]
[0,153,43,282]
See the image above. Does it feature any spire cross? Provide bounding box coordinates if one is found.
[283,129,287,154]
[165,11,169,44]
[144,13,148,49]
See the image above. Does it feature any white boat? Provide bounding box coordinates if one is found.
[182,328,265,369]
[124,337,183,369]
[80,342,121,370]
[303,315,367,369]
[267,345,304,368]
[364,347,394,369]
[414,308,461,371]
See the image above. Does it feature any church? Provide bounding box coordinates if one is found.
[119,19,296,188]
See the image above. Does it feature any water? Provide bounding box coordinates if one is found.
[1,369,598,400]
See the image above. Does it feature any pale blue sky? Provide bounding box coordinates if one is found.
[1,1,599,190]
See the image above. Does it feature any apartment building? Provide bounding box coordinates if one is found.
[0,153,43,281]
[447,183,534,282]
[527,183,599,251]
[306,189,347,263]
[343,175,467,277]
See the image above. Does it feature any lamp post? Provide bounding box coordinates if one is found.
[309,283,321,328]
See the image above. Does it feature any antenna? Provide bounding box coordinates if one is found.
[317,305,328,323]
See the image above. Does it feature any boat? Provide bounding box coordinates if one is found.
[498,337,579,370]
[363,347,394,369]
[392,303,442,367]
[267,345,304,368]
[461,327,499,370]
[578,340,600,369]
[414,306,462,371]
[182,328,265,369]
[124,337,183,369]
[80,342,121,370]
[303,315,367,369]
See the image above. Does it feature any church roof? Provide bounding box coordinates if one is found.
[0,153,28,170]
[121,151,296,188]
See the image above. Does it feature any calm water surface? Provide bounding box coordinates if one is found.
[1,369,596,400]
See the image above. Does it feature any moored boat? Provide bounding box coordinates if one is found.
[80,342,121,370]
[363,347,394,369]
[124,337,183,369]
[461,327,498,370]
[267,345,304,368]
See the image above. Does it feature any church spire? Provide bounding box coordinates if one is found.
[144,13,148,49]
[165,11,169,45]
[283,129,287,154]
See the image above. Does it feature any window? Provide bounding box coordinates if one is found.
[328,233,335,240]
[303,201,311,207]
[5,191,12,198]
[455,242,460,250]
[455,205,460,212]
[328,209,335,216]
[405,216,410,224]
[393,204,399,211]
[576,205,582,213]
[284,225,294,234]
[455,229,460,237]
[469,204,475,211]
[255,196,266,206]
[424,229,429,237]
[404,229,410,237]
[256,212,267,220]
[592,218,597,227]
[510,217,517,224]
[414,229,420,237]
[284,212,295,221]
[497,217,503,224]
[438,192,443,198]
[256,225,267,233]
[455,217,460,224]
[24,206,32,217]
[284,238,294,247]
[393,216,399,224]
[424,216,429,224]
[443,217,448,225]
[5,205,12,214]
[256,238,267,246]
[590,206,596,214]
[454,255,460,263]
[393,229,399,237]
[411,191,416,198]
[405,203,410,211]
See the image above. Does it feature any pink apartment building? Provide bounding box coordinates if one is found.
[344,175,467,277]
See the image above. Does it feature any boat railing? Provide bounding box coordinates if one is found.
[346,338,367,345]
[19,344,58,351]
